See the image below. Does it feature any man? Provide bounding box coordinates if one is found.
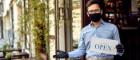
[53,0,124,60]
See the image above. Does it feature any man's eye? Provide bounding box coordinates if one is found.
[88,10,100,12]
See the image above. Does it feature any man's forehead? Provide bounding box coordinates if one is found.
[88,4,100,10]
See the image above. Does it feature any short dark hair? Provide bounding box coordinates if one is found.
[86,0,104,10]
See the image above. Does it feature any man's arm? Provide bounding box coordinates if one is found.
[53,31,86,58]
[113,26,120,42]
[113,26,124,56]
[68,31,86,58]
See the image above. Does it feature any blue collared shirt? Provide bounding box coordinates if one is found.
[68,20,121,58]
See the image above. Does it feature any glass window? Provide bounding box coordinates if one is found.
[72,0,82,49]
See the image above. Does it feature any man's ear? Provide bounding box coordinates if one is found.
[87,12,89,16]
[101,10,103,15]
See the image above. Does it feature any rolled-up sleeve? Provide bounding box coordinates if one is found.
[68,31,86,58]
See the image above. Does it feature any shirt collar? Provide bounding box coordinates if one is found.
[82,19,106,34]
[89,19,105,27]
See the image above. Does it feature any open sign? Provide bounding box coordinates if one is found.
[89,37,119,55]
[94,44,111,51]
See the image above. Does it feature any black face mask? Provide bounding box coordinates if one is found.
[89,13,102,22]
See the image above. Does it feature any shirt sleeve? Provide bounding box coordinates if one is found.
[113,25,124,56]
[113,25,120,42]
[68,31,86,58]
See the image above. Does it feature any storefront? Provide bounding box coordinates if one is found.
[81,0,140,60]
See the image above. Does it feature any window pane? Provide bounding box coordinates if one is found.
[72,0,81,49]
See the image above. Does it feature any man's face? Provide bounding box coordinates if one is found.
[87,4,101,15]
[87,4,102,22]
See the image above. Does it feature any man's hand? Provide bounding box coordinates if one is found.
[53,50,69,58]
[116,44,124,53]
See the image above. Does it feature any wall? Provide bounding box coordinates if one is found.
[131,0,138,12]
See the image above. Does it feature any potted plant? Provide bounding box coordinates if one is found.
[3,44,12,60]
